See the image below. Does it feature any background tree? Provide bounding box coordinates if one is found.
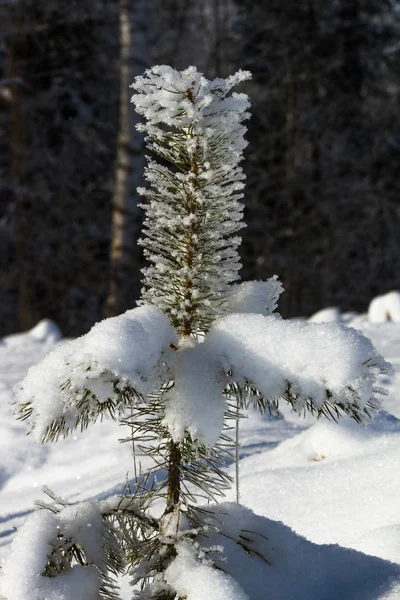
[105,0,148,318]
[5,0,120,335]
[232,0,400,317]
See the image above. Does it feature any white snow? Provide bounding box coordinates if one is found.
[308,306,342,323]
[368,291,400,324]
[163,340,226,446]
[59,501,106,567]
[0,510,102,600]
[14,306,176,440]
[2,319,62,347]
[29,319,63,342]
[165,310,392,446]
[200,503,400,600]
[165,541,249,600]
[1,312,400,598]
[205,313,391,419]
[226,277,283,316]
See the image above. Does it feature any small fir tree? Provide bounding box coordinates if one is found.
[1,66,392,600]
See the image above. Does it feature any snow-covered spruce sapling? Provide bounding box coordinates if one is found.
[2,66,392,600]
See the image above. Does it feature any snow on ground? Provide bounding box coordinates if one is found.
[225,316,400,570]
[1,315,400,598]
[0,322,135,556]
[368,291,400,324]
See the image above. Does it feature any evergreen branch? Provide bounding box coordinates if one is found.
[19,379,142,443]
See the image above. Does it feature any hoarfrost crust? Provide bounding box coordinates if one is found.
[227,276,283,315]
[132,65,251,129]
[131,66,252,332]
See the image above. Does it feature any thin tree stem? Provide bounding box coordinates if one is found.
[166,86,199,526]
[132,436,138,484]
[236,390,240,504]
[166,440,182,510]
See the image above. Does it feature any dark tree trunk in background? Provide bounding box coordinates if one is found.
[105,0,148,317]
[339,0,363,98]
[7,1,41,330]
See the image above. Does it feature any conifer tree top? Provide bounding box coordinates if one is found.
[131,65,252,129]
[132,66,252,334]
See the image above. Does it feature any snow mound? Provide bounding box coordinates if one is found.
[2,319,62,348]
[29,319,62,343]
[368,292,400,324]
[308,307,341,323]
[260,418,379,466]
[200,503,400,600]
[353,525,400,565]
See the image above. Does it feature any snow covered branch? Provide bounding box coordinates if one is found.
[163,314,393,446]
[15,306,176,442]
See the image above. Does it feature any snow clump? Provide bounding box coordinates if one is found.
[368,291,400,324]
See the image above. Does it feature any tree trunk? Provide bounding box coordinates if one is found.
[105,0,148,317]
[7,1,40,331]
[339,0,363,97]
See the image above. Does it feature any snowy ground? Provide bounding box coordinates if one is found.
[1,315,400,598]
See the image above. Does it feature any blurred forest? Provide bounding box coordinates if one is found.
[1,0,400,336]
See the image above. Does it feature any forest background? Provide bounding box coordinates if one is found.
[1,0,400,337]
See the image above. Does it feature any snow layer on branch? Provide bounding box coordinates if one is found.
[165,541,249,600]
[163,311,391,445]
[0,510,101,600]
[227,277,283,315]
[15,306,176,440]
[205,314,392,420]
[59,501,106,567]
[163,339,225,445]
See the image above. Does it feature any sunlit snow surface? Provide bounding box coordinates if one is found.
[1,316,400,598]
